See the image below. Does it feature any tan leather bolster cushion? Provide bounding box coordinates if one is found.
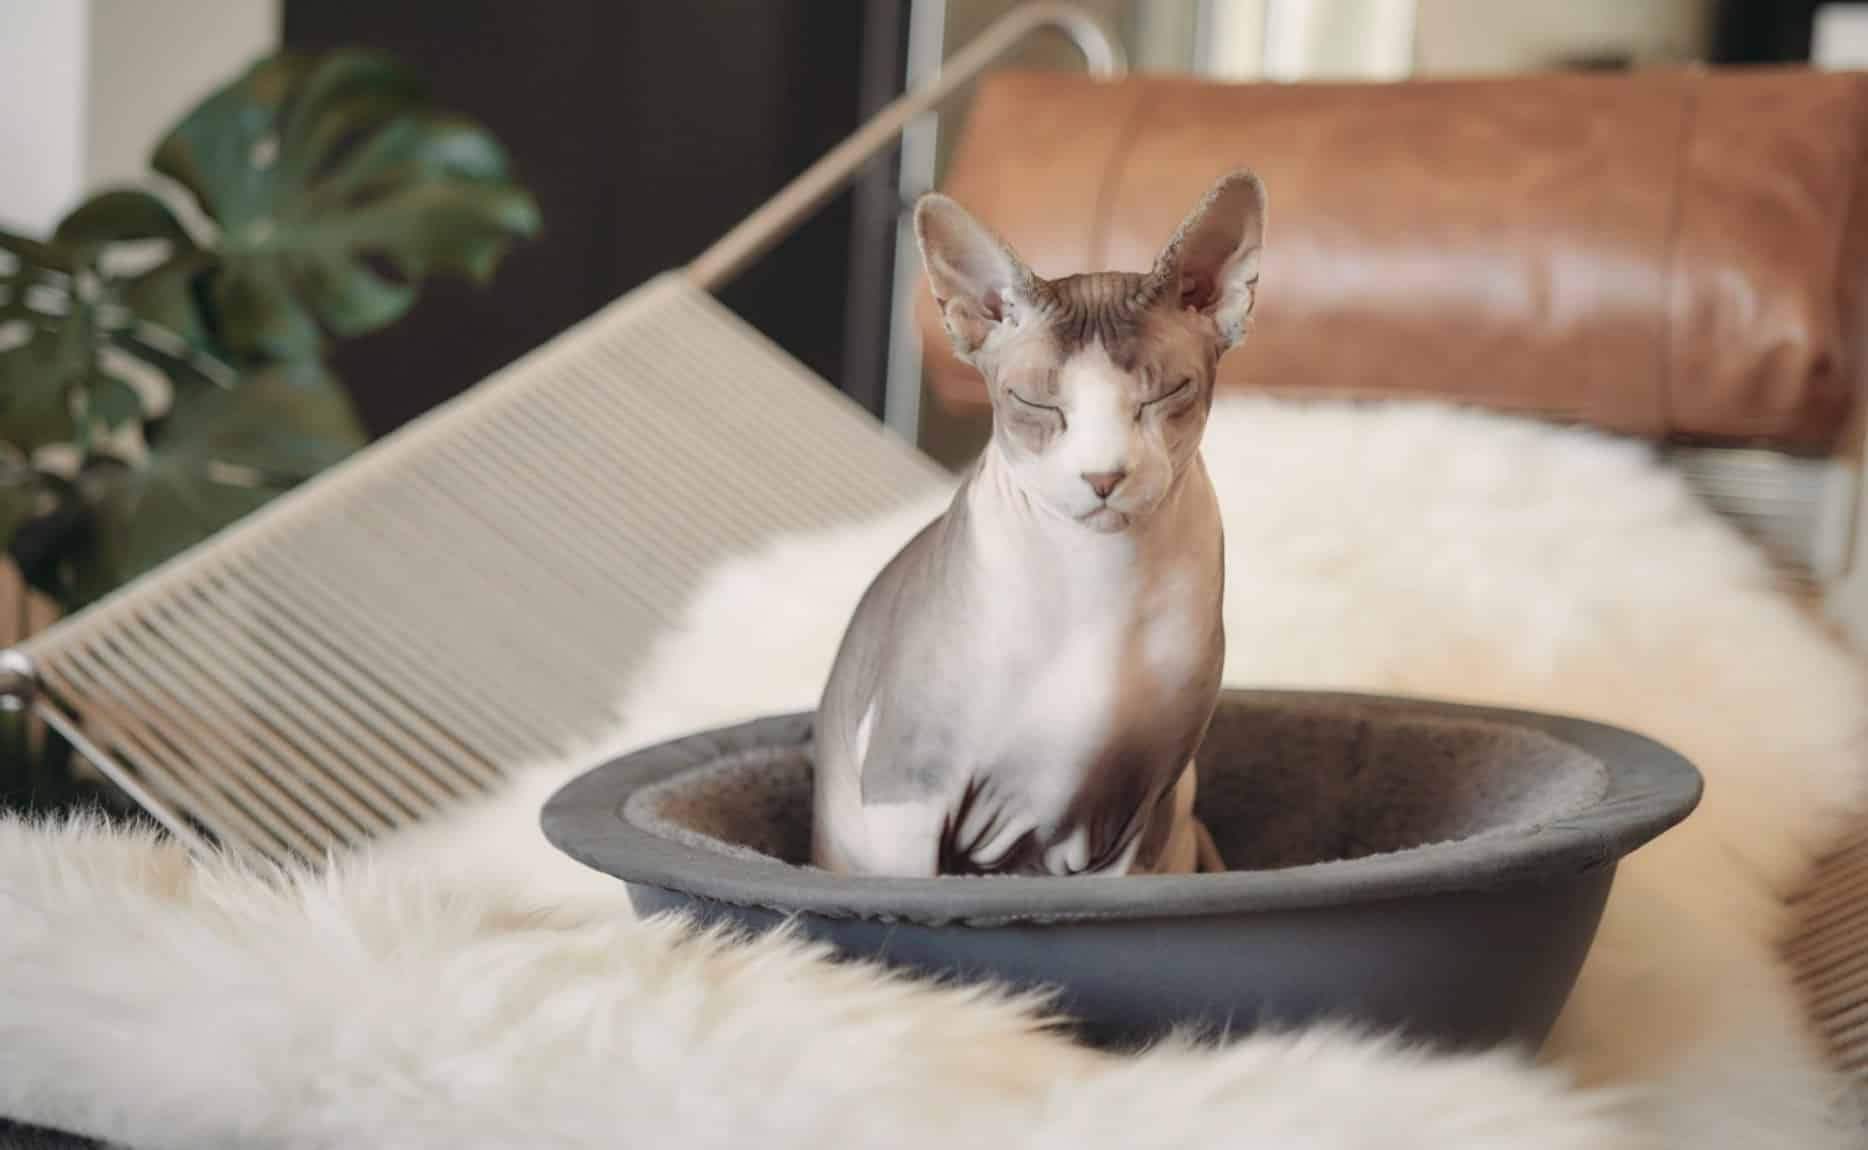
[917,69,1868,450]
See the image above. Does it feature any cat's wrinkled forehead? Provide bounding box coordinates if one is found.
[1031,272,1162,371]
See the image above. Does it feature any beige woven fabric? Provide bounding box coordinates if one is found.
[20,273,943,861]
[1790,824,1868,1115]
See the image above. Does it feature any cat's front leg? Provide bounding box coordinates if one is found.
[1131,764,1218,875]
[1193,810,1226,873]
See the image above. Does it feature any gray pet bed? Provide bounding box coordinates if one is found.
[544,690,1702,1049]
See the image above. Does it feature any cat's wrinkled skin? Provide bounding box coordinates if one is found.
[812,171,1266,878]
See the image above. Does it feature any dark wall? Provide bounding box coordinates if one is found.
[1711,0,1820,63]
[284,1,907,436]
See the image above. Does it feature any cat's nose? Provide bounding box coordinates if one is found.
[1082,470,1127,500]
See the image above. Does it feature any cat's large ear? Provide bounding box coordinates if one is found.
[1152,170,1266,350]
[914,194,1038,360]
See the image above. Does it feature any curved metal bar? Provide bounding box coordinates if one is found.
[687,2,1126,292]
[32,696,216,858]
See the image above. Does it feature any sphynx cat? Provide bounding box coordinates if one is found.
[812,170,1266,878]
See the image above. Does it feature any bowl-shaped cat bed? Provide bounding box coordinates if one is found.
[542,690,1700,1050]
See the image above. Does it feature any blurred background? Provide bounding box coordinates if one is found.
[3,0,1855,449]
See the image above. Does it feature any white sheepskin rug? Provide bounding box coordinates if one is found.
[2,396,1865,1150]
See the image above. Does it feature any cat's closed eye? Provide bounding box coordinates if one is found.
[1008,390,1067,428]
[1153,378,1193,404]
[1137,378,1194,420]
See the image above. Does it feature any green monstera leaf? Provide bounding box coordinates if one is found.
[118,366,363,581]
[0,449,41,550]
[153,51,540,362]
[0,47,537,621]
[52,188,194,252]
[20,367,364,610]
[0,189,220,452]
[0,233,84,451]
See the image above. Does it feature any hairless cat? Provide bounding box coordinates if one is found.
[812,170,1266,878]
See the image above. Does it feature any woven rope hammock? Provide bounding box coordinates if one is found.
[0,1,1861,1117]
[11,275,945,860]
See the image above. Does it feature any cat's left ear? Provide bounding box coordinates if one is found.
[1152,170,1266,350]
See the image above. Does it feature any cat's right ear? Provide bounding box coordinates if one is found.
[914,194,1036,360]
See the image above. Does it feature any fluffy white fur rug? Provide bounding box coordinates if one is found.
[2,397,1864,1149]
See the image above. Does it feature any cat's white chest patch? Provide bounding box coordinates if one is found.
[1019,614,1124,753]
[970,559,1202,820]
[958,536,1119,761]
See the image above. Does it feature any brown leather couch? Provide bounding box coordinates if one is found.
[916,67,1868,459]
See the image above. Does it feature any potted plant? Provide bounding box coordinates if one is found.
[0,49,540,814]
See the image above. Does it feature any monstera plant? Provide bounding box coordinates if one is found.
[0,50,539,811]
